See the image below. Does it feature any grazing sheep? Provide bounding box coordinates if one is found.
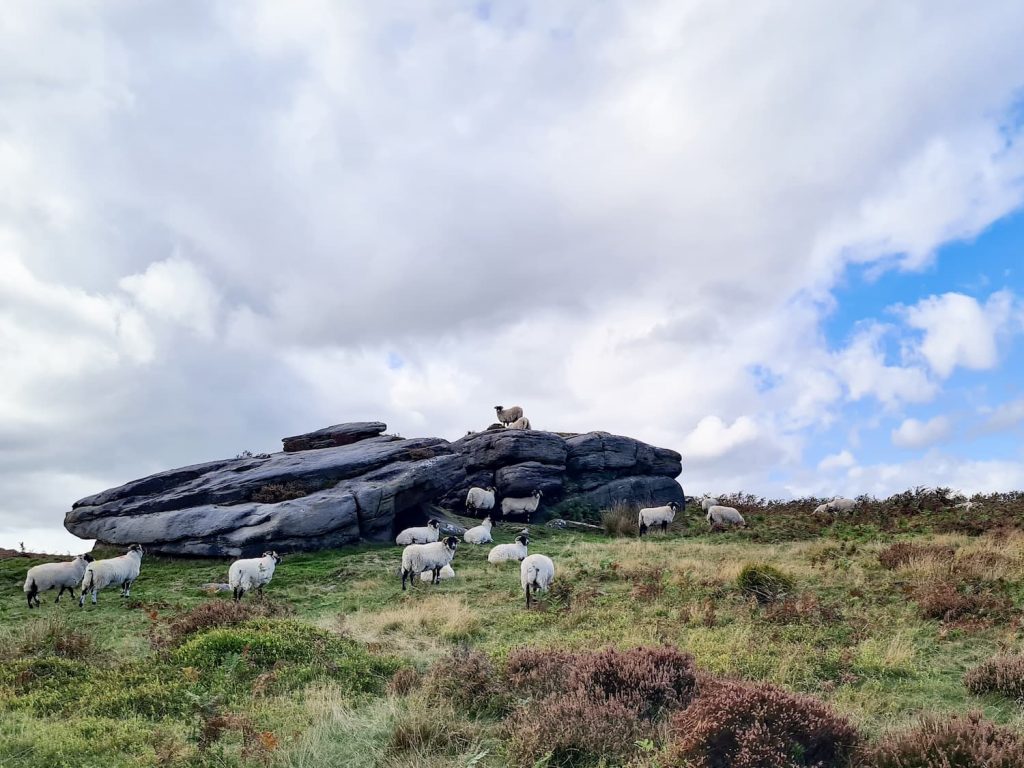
[228,551,282,602]
[700,495,720,512]
[23,554,94,608]
[501,489,543,521]
[488,533,529,564]
[465,486,496,514]
[494,405,524,426]
[464,516,494,545]
[706,505,746,529]
[638,502,681,536]
[954,500,980,512]
[419,564,455,582]
[78,545,144,607]
[828,497,856,514]
[521,554,555,608]
[396,519,440,546]
[813,503,831,516]
[507,416,531,430]
[401,536,459,590]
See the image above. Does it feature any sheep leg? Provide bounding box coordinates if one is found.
[401,569,409,591]
[639,522,647,537]
[257,585,264,598]
[661,520,668,534]
[56,586,66,603]
[233,587,244,602]
[525,584,531,608]
[432,566,440,584]
[27,591,35,609]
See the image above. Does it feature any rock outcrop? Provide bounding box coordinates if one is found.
[65,422,684,557]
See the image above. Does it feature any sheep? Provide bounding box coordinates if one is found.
[465,486,496,514]
[706,505,746,529]
[813,503,831,516]
[494,405,524,426]
[638,501,681,536]
[521,554,555,608]
[507,416,531,430]
[827,497,856,514]
[419,564,455,582]
[488,532,529,564]
[700,495,720,512]
[78,545,144,607]
[23,554,94,608]
[500,489,543,521]
[464,516,494,545]
[954,500,980,512]
[396,518,440,546]
[401,536,459,590]
[228,551,282,602]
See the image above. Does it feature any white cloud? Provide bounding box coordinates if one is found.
[119,255,221,339]
[818,450,856,471]
[901,291,1018,377]
[832,324,937,407]
[979,398,1024,433]
[891,415,952,449]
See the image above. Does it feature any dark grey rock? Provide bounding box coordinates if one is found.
[545,518,603,532]
[565,432,681,478]
[438,469,496,510]
[571,476,685,510]
[282,422,387,452]
[495,462,564,498]
[452,430,567,471]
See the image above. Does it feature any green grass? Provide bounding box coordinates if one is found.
[2,509,1024,766]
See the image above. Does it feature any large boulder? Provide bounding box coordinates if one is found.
[282,422,387,452]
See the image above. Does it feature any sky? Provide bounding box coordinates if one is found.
[2,1,1024,553]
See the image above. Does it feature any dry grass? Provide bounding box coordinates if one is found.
[340,595,483,661]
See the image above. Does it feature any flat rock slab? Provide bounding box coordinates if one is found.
[282,422,387,452]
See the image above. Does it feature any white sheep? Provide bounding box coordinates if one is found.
[521,554,555,608]
[501,489,543,521]
[827,497,856,514]
[954,500,980,512]
[419,564,455,582]
[494,405,524,426]
[488,532,529,564]
[700,495,720,512]
[396,518,440,546]
[401,536,459,589]
[228,551,282,602]
[78,545,144,607]
[706,505,746,528]
[464,516,494,545]
[465,486,496,513]
[638,501,681,536]
[23,554,94,608]
[507,416,531,430]
[813,503,831,516]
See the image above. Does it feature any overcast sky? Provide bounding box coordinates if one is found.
[3,1,1024,552]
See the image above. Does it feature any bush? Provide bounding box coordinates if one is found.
[857,712,1024,767]
[159,599,293,647]
[551,498,600,523]
[737,563,795,603]
[424,647,502,716]
[250,481,309,503]
[387,667,422,696]
[667,679,859,767]
[602,502,639,537]
[878,542,956,570]
[964,654,1024,700]
[505,646,698,766]
[912,580,1012,624]
[6,617,94,660]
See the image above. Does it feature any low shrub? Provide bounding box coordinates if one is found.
[250,481,309,503]
[760,592,839,625]
[964,653,1024,700]
[159,599,293,647]
[667,679,859,767]
[602,502,639,537]
[878,542,956,570]
[737,563,795,603]
[856,712,1024,767]
[387,666,422,696]
[912,580,1012,624]
[4,617,94,660]
[386,700,482,758]
[424,647,503,716]
[624,565,667,601]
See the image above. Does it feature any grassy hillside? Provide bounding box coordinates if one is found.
[2,494,1024,767]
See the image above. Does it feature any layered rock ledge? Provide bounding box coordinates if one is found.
[64,423,684,557]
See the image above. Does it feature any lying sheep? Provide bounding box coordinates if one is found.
[419,564,455,582]
[24,554,94,608]
[228,551,281,602]
[706,505,746,529]
[465,486,496,514]
[488,532,529,563]
[521,554,555,608]
[401,536,459,590]
[638,501,681,536]
[501,489,543,521]
[507,416,531,430]
[79,545,144,607]
[396,519,440,546]
[700,495,720,512]
[464,516,494,545]
[494,405,524,426]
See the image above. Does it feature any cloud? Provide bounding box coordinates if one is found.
[891,415,952,449]
[818,450,856,471]
[2,2,1024,548]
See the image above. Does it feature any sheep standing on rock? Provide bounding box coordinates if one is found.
[396,519,440,546]
[488,533,529,564]
[401,536,459,590]
[228,551,282,602]
[79,545,144,607]
[23,554,94,608]
[638,502,681,536]
[507,416,531,430]
[464,516,494,545]
[521,554,555,608]
[501,490,543,521]
[706,505,746,529]
[494,405,524,426]
[465,486,496,514]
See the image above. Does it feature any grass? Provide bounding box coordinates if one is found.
[2,498,1024,766]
